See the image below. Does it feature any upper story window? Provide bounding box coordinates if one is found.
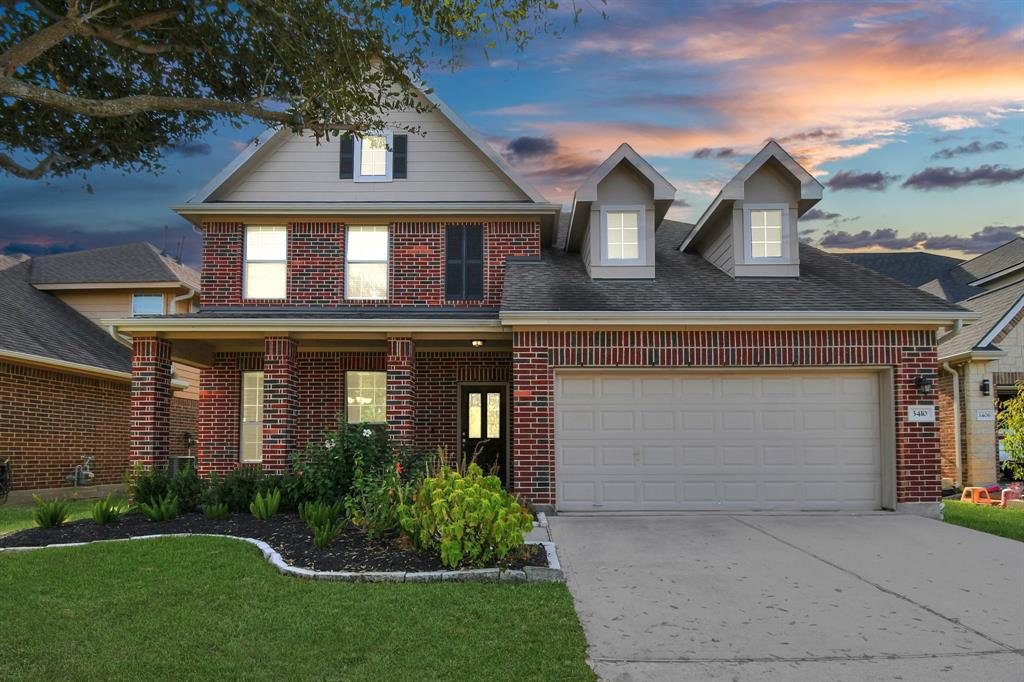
[745,206,788,261]
[601,206,644,264]
[244,225,287,299]
[360,135,388,177]
[445,225,484,300]
[131,293,164,316]
[346,226,388,300]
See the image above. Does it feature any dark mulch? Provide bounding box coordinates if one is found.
[0,512,547,573]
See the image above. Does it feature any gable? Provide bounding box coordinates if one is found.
[206,105,532,204]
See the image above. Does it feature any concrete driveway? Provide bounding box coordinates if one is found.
[549,513,1024,682]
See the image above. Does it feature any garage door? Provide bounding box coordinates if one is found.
[555,371,883,511]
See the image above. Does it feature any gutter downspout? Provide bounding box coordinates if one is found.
[942,362,963,488]
[172,287,197,312]
[937,318,963,345]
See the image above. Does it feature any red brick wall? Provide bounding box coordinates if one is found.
[197,352,260,477]
[511,329,941,506]
[0,361,197,490]
[297,352,386,448]
[170,397,199,459]
[130,337,172,470]
[262,337,298,473]
[386,337,417,443]
[198,221,540,308]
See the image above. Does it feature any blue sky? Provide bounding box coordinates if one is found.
[1,0,1021,268]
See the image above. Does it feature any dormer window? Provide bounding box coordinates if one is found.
[601,205,645,264]
[744,205,789,262]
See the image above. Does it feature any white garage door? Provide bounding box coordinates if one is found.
[555,371,883,511]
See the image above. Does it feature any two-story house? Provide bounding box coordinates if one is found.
[0,243,199,491]
[109,88,972,516]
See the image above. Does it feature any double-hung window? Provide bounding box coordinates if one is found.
[346,371,387,424]
[240,371,264,463]
[745,207,786,260]
[340,132,407,182]
[131,293,164,316]
[601,206,644,264]
[346,226,388,300]
[244,226,287,299]
[445,225,484,300]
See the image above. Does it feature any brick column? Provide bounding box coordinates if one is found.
[131,337,172,470]
[386,336,416,444]
[262,336,298,473]
[511,331,554,505]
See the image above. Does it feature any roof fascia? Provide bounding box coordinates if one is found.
[0,349,131,382]
[500,309,979,327]
[968,261,1024,287]
[978,292,1024,348]
[33,281,184,291]
[104,317,506,335]
[938,348,1008,363]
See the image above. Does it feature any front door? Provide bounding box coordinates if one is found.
[460,385,508,485]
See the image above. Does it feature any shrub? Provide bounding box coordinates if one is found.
[168,465,206,513]
[288,423,401,504]
[32,496,70,528]
[998,386,1024,480]
[139,493,179,522]
[250,488,281,520]
[207,466,268,513]
[298,499,343,529]
[399,464,533,569]
[129,463,171,507]
[312,519,345,548]
[90,495,126,524]
[203,502,229,520]
[345,454,413,539]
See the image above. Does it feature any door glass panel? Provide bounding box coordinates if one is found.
[468,393,482,438]
[486,393,501,438]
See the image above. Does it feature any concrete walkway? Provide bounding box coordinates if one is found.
[549,513,1024,681]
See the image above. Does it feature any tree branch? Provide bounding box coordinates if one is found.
[0,151,62,179]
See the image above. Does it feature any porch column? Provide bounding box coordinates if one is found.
[131,336,172,470]
[263,336,298,473]
[386,335,416,444]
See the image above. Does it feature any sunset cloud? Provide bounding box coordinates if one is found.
[818,224,1024,254]
[924,115,982,131]
[826,170,902,192]
[931,140,1008,159]
[902,165,1024,190]
[801,208,842,221]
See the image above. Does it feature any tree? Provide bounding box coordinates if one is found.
[997,384,1024,480]
[0,0,578,180]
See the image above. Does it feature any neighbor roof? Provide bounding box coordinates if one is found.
[939,279,1024,359]
[503,220,968,317]
[920,239,1024,302]
[28,243,200,290]
[838,252,963,288]
[0,260,132,374]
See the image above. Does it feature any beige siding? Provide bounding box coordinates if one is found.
[172,363,201,401]
[991,320,1024,374]
[701,212,735,276]
[213,107,529,203]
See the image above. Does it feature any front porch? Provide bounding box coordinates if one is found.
[128,331,514,487]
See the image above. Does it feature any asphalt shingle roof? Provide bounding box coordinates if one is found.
[162,307,500,321]
[919,238,1024,302]
[0,261,131,373]
[938,280,1024,358]
[837,252,963,288]
[29,242,200,290]
[503,220,966,314]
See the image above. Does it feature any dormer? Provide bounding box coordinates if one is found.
[563,144,676,279]
[680,141,823,279]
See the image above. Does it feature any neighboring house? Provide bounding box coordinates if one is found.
[107,90,972,515]
[840,252,963,288]
[0,244,200,490]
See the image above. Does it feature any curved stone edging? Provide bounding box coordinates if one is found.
[0,533,565,583]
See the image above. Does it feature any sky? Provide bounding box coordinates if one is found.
[1,0,1022,269]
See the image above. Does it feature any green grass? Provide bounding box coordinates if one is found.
[0,497,101,536]
[944,500,1024,542]
[0,536,593,681]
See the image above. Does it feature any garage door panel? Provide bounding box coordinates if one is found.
[556,370,883,511]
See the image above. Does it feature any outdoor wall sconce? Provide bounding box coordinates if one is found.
[471,339,485,347]
[914,375,934,395]
[980,378,991,396]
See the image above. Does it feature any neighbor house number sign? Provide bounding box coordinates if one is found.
[907,405,935,423]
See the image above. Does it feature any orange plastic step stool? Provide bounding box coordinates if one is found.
[960,487,999,506]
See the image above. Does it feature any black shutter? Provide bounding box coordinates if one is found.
[393,134,408,179]
[339,136,354,179]
[445,225,484,300]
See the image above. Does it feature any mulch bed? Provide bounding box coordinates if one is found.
[0,512,547,573]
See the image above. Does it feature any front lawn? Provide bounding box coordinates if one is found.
[943,500,1024,542]
[0,536,593,681]
[0,497,99,536]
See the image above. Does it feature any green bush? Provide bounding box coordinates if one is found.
[399,464,533,569]
[169,465,206,512]
[312,519,345,548]
[90,495,126,524]
[250,488,281,520]
[203,502,229,520]
[32,495,70,528]
[139,493,179,522]
[207,466,269,513]
[298,499,343,529]
[345,454,413,539]
[129,464,171,507]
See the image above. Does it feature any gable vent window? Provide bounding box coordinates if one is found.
[748,208,784,259]
[244,225,287,299]
[445,225,484,300]
[340,132,407,182]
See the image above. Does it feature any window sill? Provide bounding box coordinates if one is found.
[353,176,393,183]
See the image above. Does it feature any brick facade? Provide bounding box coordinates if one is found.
[262,337,298,473]
[198,221,540,309]
[130,337,173,470]
[511,329,942,506]
[386,337,417,444]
